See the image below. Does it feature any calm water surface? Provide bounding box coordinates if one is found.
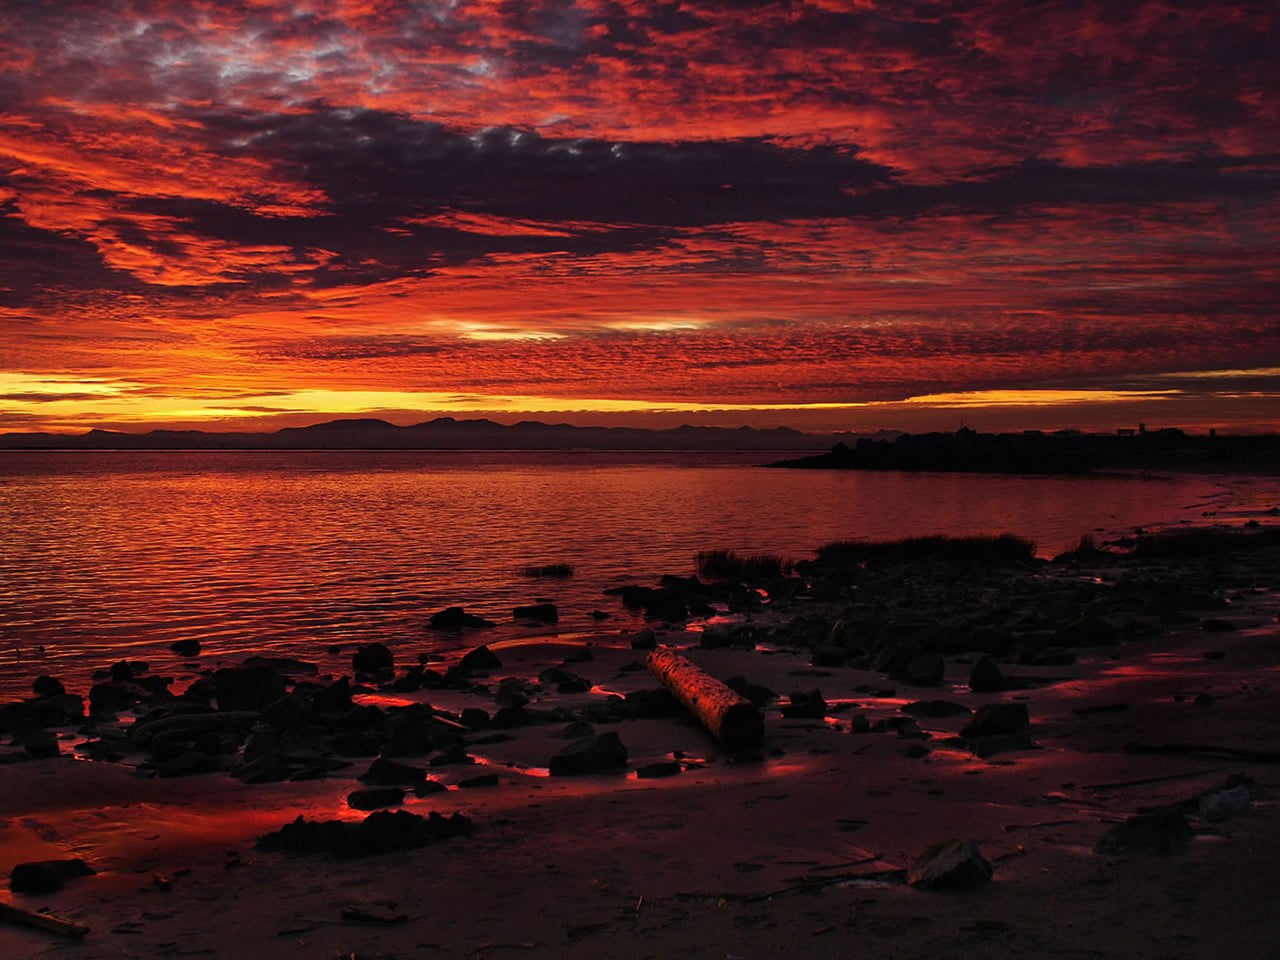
[0,450,1235,698]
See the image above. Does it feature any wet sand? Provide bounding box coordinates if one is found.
[3,537,1280,958]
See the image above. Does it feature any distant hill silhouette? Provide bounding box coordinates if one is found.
[0,417,876,452]
[769,427,1280,474]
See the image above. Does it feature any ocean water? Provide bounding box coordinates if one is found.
[0,450,1245,699]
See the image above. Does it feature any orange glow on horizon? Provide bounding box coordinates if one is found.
[0,2,1277,434]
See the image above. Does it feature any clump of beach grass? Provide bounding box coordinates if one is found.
[814,533,1037,567]
[516,563,575,579]
[1054,533,1114,563]
[695,549,794,581]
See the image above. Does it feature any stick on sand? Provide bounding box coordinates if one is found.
[0,901,89,939]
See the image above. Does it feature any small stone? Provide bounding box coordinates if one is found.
[358,756,427,787]
[22,730,59,758]
[458,773,499,788]
[557,720,596,739]
[513,602,558,624]
[31,675,65,698]
[9,859,95,894]
[168,639,201,657]
[1095,810,1192,855]
[629,628,657,650]
[430,607,496,630]
[635,760,682,779]
[347,786,406,811]
[903,652,945,687]
[961,703,1029,739]
[1199,784,1250,823]
[352,643,394,679]
[457,644,502,672]
[549,732,627,776]
[969,657,1010,693]
[781,688,827,719]
[908,839,992,889]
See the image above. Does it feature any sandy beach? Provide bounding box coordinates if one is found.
[3,526,1279,960]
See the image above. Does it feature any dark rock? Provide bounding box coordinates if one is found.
[960,703,1030,739]
[885,715,928,739]
[358,756,427,787]
[429,607,496,630]
[257,809,474,858]
[970,732,1035,757]
[242,656,319,677]
[557,720,595,739]
[1201,618,1237,633]
[781,689,827,719]
[9,858,95,894]
[107,660,149,682]
[969,656,1011,692]
[429,742,475,766]
[1199,783,1250,822]
[457,644,502,672]
[902,699,972,718]
[490,706,528,728]
[589,609,611,620]
[903,652,946,687]
[460,707,491,729]
[907,839,992,889]
[178,677,217,706]
[89,681,140,716]
[495,677,532,709]
[513,602,558,624]
[903,742,931,758]
[169,639,202,657]
[352,643,394,679]
[28,693,85,727]
[621,687,678,719]
[31,675,65,698]
[629,628,657,650]
[538,667,589,694]
[549,732,628,775]
[458,773,499,788]
[635,760,682,779]
[308,676,353,712]
[347,786,405,810]
[213,666,287,711]
[22,730,59,758]
[699,625,756,650]
[725,676,776,708]
[414,778,448,795]
[1095,810,1192,855]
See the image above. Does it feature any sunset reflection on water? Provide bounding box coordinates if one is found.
[0,451,1220,698]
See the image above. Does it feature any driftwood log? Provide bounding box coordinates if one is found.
[0,901,89,938]
[646,648,763,749]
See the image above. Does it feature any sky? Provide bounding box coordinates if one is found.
[1,0,1278,436]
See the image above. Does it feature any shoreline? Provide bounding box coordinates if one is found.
[3,523,1280,957]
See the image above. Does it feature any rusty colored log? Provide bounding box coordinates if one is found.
[0,901,89,939]
[646,648,763,749]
